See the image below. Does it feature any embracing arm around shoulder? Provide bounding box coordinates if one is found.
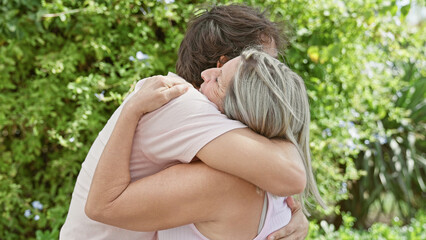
[85,76,193,229]
[85,77,257,231]
[88,160,253,231]
[197,129,306,197]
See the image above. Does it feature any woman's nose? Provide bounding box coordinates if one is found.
[201,68,218,83]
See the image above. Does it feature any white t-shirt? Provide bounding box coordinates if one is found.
[60,76,246,240]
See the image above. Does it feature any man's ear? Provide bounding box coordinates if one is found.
[216,55,230,68]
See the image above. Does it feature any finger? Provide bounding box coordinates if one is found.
[163,76,190,88]
[286,196,295,209]
[286,196,302,214]
[267,227,295,240]
[164,84,189,101]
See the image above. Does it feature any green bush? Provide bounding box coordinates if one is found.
[0,0,424,239]
[308,210,426,240]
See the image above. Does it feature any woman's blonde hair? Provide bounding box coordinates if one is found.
[223,48,326,214]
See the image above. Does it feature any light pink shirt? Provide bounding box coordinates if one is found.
[60,76,246,240]
[158,193,291,240]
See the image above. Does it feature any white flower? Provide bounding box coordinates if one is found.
[158,0,175,3]
[346,139,357,150]
[350,109,360,118]
[32,200,43,210]
[339,182,347,194]
[136,51,149,61]
[129,56,135,62]
[396,91,402,97]
[95,91,105,101]
[348,126,360,139]
[34,215,40,221]
[322,128,332,137]
[69,137,75,143]
[374,133,388,144]
[378,135,387,144]
[24,209,31,218]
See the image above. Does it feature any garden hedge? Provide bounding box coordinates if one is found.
[0,0,424,239]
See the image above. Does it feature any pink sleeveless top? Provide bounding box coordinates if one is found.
[158,193,291,240]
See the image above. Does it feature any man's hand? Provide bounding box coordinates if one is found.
[125,75,190,118]
[267,196,309,240]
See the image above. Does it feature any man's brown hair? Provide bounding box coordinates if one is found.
[176,4,286,88]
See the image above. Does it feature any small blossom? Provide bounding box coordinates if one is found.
[338,120,346,127]
[164,0,175,3]
[32,200,43,210]
[129,56,135,62]
[378,136,387,144]
[322,128,332,137]
[34,215,40,221]
[397,0,410,7]
[24,209,31,218]
[374,133,388,144]
[348,126,360,139]
[339,182,347,194]
[69,137,75,143]
[95,91,105,101]
[136,51,149,61]
[346,139,357,150]
[364,139,370,145]
[350,109,360,118]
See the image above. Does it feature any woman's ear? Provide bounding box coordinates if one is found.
[216,55,230,68]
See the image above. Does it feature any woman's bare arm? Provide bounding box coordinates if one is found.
[196,129,306,196]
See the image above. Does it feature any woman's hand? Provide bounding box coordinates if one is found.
[125,75,190,119]
[267,196,309,240]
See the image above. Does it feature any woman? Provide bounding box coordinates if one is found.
[86,49,325,239]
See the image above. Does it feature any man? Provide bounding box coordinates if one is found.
[61,4,309,240]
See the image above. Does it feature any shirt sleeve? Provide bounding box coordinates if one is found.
[136,80,246,164]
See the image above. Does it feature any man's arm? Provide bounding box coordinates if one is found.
[88,161,258,231]
[88,157,308,234]
[83,77,261,230]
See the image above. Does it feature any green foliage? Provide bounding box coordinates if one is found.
[0,0,424,239]
[308,210,426,239]
[1,0,193,238]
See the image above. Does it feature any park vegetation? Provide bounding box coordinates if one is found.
[0,0,424,239]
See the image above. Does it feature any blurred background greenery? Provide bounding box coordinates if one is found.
[0,0,424,239]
